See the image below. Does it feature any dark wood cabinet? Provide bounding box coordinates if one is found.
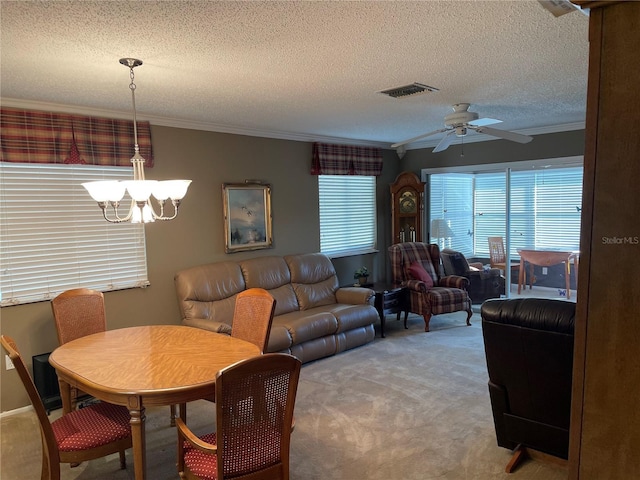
[390,171,425,244]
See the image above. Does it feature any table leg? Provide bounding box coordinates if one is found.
[128,398,147,480]
[518,258,525,294]
[58,379,72,414]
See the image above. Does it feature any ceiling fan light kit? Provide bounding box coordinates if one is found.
[391,103,533,152]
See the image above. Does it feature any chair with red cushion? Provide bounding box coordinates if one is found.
[51,288,106,412]
[51,288,179,424]
[1,335,132,479]
[176,353,301,480]
[389,242,472,332]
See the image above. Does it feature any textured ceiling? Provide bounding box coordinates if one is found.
[0,1,589,149]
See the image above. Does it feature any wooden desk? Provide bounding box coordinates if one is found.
[49,325,260,480]
[517,249,579,300]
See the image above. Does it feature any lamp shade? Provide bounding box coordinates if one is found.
[152,180,192,201]
[82,181,126,203]
[431,219,454,239]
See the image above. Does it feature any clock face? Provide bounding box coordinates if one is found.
[399,191,417,213]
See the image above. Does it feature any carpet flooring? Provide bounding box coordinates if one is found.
[1,312,568,479]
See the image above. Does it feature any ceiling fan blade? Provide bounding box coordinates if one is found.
[473,126,533,144]
[468,117,502,127]
[537,0,580,17]
[432,131,456,153]
[391,128,449,148]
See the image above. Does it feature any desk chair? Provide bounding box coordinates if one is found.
[488,237,522,291]
[1,335,132,478]
[176,353,301,480]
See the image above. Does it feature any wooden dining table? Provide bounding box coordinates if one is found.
[49,325,260,480]
[517,249,580,300]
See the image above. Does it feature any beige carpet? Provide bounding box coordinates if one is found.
[1,313,567,479]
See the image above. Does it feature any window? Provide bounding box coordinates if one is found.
[1,162,149,306]
[428,161,583,259]
[318,175,376,257]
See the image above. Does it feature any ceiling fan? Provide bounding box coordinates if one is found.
[390,103,534,153]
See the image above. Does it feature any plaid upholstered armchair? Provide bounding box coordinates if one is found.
[389,242,472,332]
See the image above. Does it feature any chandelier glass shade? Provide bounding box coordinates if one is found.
[82,58,191,223]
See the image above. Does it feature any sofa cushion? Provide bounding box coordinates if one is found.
[265,324,293,352]
[285,253,339,309]
[239,256,299,315]
[175,262,245,322]
[325,304,379,333]
[272,310,338,345]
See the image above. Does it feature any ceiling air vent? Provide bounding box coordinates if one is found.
[379,83,439,98]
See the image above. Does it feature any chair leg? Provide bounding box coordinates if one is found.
[465,308,472,326]
[505,444,527,473]
[170,404,177,426]
[422,314,432,332]
[119,450,127,470]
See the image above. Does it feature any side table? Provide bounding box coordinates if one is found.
[370,283,406,338]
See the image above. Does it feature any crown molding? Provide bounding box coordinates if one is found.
[1,97,584,151]
[0,97,389,148]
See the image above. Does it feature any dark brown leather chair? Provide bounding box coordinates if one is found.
[440,249,505,304]
[481,298,575,473]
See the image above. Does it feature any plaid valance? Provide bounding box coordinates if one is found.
[0,107,153,167]
[311,142,383,176]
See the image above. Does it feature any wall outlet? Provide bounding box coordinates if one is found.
[542,267,548,275]
[5,354,15,370]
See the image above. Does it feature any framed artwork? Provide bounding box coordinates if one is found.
[222,182,273,253]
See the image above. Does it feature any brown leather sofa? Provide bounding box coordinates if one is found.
[481,298,575,472]
[174,253,377,364]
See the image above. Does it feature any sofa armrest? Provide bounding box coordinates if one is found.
[336,287,374,305]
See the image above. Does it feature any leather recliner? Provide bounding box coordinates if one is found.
[481,298,575,472]
[441,248,505,304]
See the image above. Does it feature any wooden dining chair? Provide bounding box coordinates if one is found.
[51,288,106,412]
[231,288,277,353]
[1,335,132,479]
[191,287,277,414]
[176,353,301,480]
[51,288,178,423]
[488,236,521,292]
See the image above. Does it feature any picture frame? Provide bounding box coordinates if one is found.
[222,182,273,253]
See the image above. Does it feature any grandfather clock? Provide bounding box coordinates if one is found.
[390,171,425,244]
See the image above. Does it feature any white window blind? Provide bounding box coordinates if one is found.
[429,174,474,256]
[1,162,149,306]
[318,175,376,257]
[429,165,583,258]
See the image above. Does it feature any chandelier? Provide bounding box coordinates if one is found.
[82,58,191,223]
